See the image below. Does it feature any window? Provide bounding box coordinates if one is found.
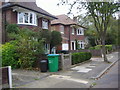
[60,25,64,34]
[44,44,50,54]
[71,41,76,50]
[18,12,37,26]
[77,28,84,35]
[42,19,48,29]
[72,27,75,35]
[79,41,84,49]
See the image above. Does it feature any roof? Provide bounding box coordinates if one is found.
[2,2,57,19]
[51,14,77,25]
[51,14,87,29]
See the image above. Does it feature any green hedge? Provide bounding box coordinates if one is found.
[105,45,112,52]
[89,45,113,53]
[72,52,92,65]
[1,41,20,69]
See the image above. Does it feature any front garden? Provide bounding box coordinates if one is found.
[1,24,93,70]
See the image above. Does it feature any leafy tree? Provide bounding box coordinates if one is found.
[50,31,62,52]
[59,1,120,62]
[16,28,44,69]
[105,17,118,45]
[39,29,51,44]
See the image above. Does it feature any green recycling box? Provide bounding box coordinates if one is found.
[47,54,59,72]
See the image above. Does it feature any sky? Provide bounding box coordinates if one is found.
[36,0,87,18]
[36,0,119,19]
[36,0,69,16]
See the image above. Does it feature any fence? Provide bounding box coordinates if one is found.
[0,66,12,88]
[59,53,72,70]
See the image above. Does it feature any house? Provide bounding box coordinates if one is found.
[1,1,57,53]
[51,14,86,51]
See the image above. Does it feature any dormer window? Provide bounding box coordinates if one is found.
[42,19,48,29]
[18,12,37,26]
[77,28,84,35]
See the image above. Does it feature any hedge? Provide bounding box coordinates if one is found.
[89,45,113,53]
[1,41,20,69]
[72,52,92,65]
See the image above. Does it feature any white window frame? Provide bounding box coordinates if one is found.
[44,44,50,54]
[77,28,84,35]
[17,12,37,26]
[72,27,75,35]
[42,19,48,29]
[60,25,64,34]
[62,43,69,50]
[78,41,85,49]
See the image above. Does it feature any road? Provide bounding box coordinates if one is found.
[93,59,119,88]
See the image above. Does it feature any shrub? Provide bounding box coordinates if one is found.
[105,45,112,52]
[89,47,95,50]
[72,52,92,65]
[94,45,102,50]
[1,41,19,69]
[6,24,20,34]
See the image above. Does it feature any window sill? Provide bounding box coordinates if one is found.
[17,23,37,26]
[77,34,84,35]
[61,32,64,34]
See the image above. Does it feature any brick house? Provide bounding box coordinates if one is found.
[1,1,57,53]
[51,14,86,51]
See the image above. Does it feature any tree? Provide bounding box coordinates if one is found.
[58,0,120,62]
[50,31,62,52]
[39,29,51,44]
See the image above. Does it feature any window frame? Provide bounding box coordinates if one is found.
[77,28,84,35]
[72,27,75,35]
[17,12,37,26]
[42,19,49,29]
[60,25,64,34]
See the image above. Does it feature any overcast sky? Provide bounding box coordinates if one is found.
[36,0,119,19]
[36,0,69,16]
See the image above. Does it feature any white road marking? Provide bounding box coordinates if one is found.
[49,75,88,84]
[71,66,93,73]
[77,69,92,73]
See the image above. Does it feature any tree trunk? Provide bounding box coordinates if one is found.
[101,36,109,62]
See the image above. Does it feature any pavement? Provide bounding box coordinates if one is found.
[11,51,119,88]
[93,60,119,88]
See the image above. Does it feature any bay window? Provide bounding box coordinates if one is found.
[18,12,37,26]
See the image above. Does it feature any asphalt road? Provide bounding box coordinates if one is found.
[93,59,119,88]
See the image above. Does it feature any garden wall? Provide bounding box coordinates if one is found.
[58,53,72,70]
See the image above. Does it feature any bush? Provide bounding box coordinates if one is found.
[89,47,95,50]
[1,41,19,69]
[72,52,92,65]
[94,45,102,50]
[6,24,20,34]
[105,45,112,52]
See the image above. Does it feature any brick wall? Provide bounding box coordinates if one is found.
[2,9,51,42]
[51,24,85,51]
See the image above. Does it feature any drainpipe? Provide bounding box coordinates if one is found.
[68,26,71,50]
